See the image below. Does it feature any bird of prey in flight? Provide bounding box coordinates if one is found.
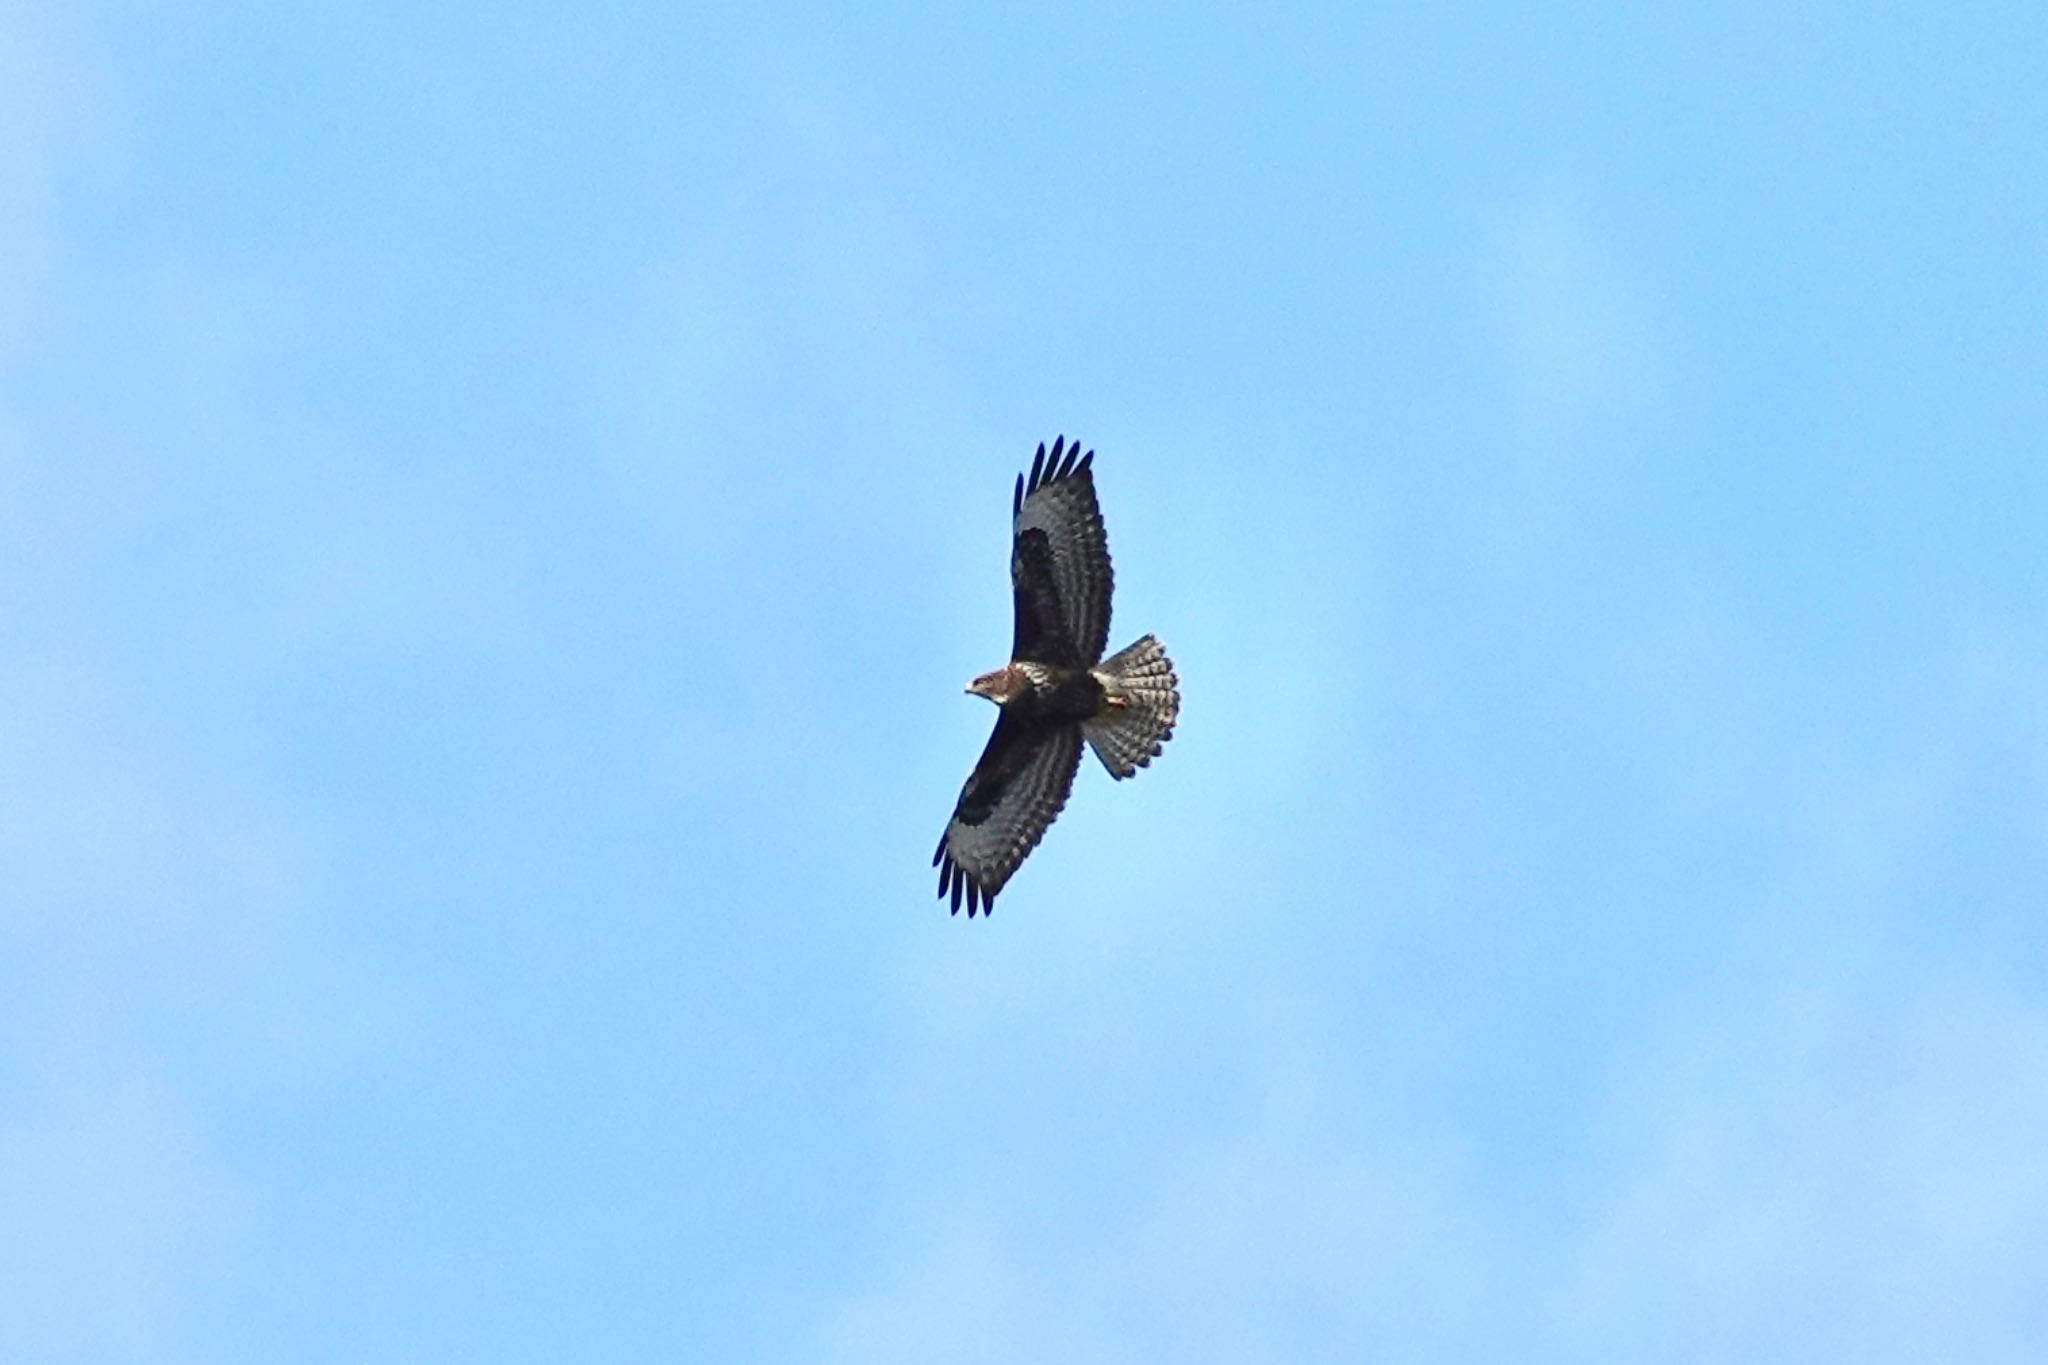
[933,436,1180,917]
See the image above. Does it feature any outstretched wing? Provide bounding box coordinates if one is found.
[933,714,1084,917]
[1010,435,1114,666]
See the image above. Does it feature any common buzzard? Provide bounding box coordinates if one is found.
[933,436,1181,917]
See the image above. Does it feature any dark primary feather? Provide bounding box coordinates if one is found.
[933,715,1084,917]
[1010,435,1113,667]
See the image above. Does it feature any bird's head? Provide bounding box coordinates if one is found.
[966,665,1024,704]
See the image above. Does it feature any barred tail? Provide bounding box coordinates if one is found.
[1084,635,1181,779]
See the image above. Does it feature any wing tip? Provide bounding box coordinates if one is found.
[1022,434,1094,501]
[935,848,1001,920]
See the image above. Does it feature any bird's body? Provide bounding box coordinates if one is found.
[968,660,1106,722]
[934,437,1180,917]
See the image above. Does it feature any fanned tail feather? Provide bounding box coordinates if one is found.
[1084,635,1180,779]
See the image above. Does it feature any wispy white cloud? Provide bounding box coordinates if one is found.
[0,1073,244,1362]
[1560,964,2048,1363]
[801,614,2048,1362]
[0,11,66,361]
[1551,621,2048,1360]
[0,642,403,1356]
[3,6,2040,1360]
[0,23,426,1352]
[0,3,127,368]
[811,1029,1495,1365]
[1486,185,1671,447]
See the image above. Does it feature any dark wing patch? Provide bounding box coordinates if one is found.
[1010,530,1074,665]
[933,715,1084,917]
[1010,435,1114,666]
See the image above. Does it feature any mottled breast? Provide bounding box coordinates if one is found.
[1015,660,1107,723]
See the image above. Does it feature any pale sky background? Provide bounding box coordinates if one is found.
[4,3,2047,1361]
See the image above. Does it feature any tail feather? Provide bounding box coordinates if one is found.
[1084,635,1180,779]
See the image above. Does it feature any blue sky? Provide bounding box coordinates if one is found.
[4,2,2046,1360]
